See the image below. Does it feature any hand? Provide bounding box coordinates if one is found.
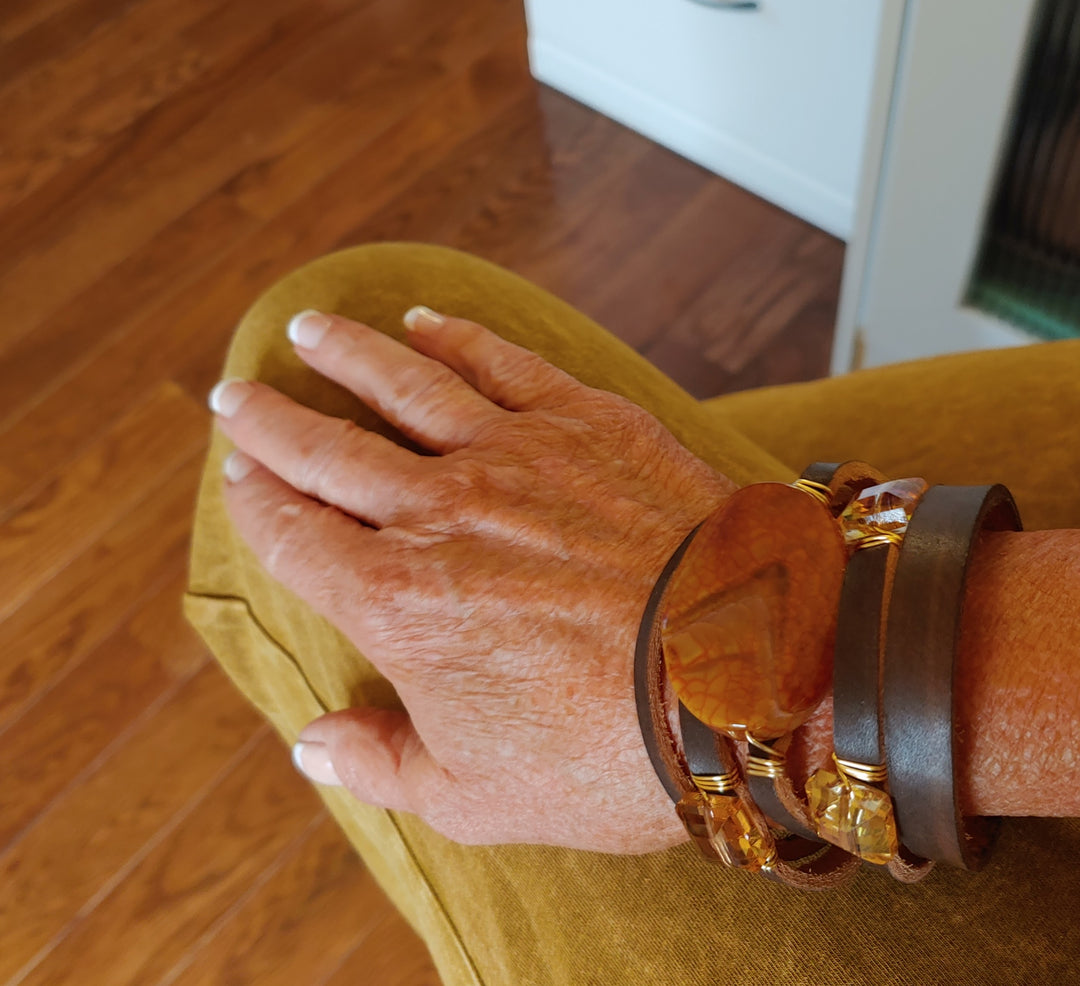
[211,307,734,853]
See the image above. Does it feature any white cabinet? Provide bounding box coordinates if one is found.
[524,0,883,239]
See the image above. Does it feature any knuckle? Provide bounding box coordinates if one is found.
[476,346,535,391]
[391,363,460,419]
[418,457,491,517]
[260,499,359,618]
[604,393,661,443]
[296,417,362,499]
[262,500,312,581]
[487,350,574,405]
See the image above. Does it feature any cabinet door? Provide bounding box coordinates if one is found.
[834,0,1039,372]
[525,0,881,239]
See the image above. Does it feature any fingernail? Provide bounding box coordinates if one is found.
[292,740,342,786]
[403,305,445,333]
[287,309,332,349]
[208,378,254,417]
[223,450,256,483]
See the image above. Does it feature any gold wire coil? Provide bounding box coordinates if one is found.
[691,770,741,795]
[746,733,786,761]
[790,478,832,506]
[746,733,787,779]
[746,756,786,780]
[851,531,903,550]
[833,755,889,786]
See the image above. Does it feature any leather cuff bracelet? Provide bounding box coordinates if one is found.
[883,483,1022,870]
[804,474,930,875]
[635,461,1022,886]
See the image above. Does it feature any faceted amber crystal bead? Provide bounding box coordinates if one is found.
[676,791,775,870]
[805,768,899,864]
[661,483,847,738]
[838,478,928,546]
[675,791,726,863]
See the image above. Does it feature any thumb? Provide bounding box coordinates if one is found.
[291,708,450,813]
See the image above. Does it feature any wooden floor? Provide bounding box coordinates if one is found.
[0,0,843,983]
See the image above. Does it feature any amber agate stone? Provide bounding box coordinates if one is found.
[661,483,846,739]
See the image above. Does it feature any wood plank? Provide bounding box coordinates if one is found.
[642,224,842,397]
[0,190,256,426]
[0,0,330,217]
[0,565,207,849]
[0,20,526,428]
[0,0,92,44]
[344,88,582,248]
[164,816,391,986]
[2,0,228,153]
[0,0,482,346]
[583,181,799,351]
[14,731,320,986]
[0,382,206,615]
[352,86,643,267]
[0,0,135,88]
[0,453,202,731]
[510,139,713,312]
[229,7,526,222]
[0,31,534,473]
[0,0,335,268]
[0,663,263,983]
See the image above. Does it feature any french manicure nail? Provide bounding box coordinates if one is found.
[287,309,332,349]
[292,740,342,786]
[208,378,254,417]
[403,305,445,333]
[223,450,256,483]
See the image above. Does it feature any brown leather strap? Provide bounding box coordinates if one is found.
[744,460,887,839]
[883,484,1021,869]
[746,739,823,842]
[833,538,935,882]
[832,542,891,767]
[635,526,701,804]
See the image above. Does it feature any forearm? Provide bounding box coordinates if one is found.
[957,529,1080,816]
[782,530,1079,822]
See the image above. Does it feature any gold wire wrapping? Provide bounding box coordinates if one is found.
[851,531,903,550]
[746,733,787,779]
[789,478,832,506]
[833,754,889,786]
[691,769,741,795]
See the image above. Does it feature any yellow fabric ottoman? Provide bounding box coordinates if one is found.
[185,243,1080,986]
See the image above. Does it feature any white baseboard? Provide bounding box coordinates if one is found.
[528,38,854,240]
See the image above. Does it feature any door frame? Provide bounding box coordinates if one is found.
[832,0,1039,373]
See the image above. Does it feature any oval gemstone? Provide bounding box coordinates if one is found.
[661,483,846,739]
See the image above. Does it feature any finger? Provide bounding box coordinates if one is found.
[294,708,453,814]
[222,452,385,632]
[403,306,583,411]
[211,378,428,526]
[287,309,505,452]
